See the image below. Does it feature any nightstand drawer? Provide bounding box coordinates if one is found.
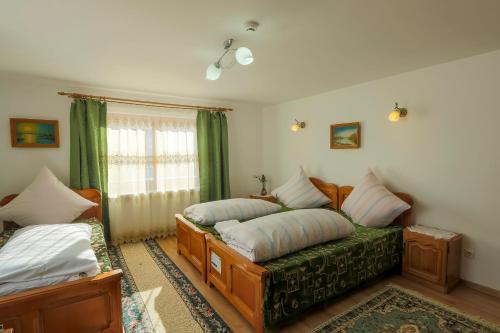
[405,238,445,283]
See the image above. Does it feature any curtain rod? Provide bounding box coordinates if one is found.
[57,92,233,112]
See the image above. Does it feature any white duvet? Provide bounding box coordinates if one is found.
[0,223,100,296]
[220,209,355,262]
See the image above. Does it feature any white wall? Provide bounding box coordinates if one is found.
[0,73,264,199]
[262,50,500,290]
[2,49,499,290]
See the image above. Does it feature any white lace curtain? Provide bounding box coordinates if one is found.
[107,112,199,244]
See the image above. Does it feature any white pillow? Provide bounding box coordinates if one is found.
[271,167,331,209]
[184,198,282,226]
[341,170,411,227]
[0,167,97,226]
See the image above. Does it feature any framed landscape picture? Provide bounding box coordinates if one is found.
[10,118,60,148]
[330,122,361,149]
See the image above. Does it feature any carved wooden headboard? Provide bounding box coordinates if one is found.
[339,186,413,227]
[309,177,339,210]
[0,188,102,222]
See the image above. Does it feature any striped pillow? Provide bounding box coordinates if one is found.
[271,167,331,209]
[341,170,410,227]
[183,198,282,226]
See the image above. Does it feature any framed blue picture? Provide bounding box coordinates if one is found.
[330,122,361,149]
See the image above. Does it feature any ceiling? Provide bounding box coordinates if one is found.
[1,0,500,104]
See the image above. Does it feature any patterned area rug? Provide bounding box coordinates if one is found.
[313,284,500,333]
[108,240,230,333]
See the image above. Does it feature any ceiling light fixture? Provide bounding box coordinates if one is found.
[244,20,259,32]
[205,21,258,81]
[205,38,255,80]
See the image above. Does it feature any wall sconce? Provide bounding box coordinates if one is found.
[388,102,408,122]
[291,119,306,132]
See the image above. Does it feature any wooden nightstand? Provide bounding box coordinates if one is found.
[403,226,462,293]
[249,194,278,203]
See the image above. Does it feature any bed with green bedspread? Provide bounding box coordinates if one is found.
[186,209,403,328]
[0,218,112,273]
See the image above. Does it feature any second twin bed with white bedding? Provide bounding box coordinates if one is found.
[177,169,414,331]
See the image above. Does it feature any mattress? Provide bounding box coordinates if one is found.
[0,218,112,276]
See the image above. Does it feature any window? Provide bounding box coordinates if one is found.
[107,112,198,197]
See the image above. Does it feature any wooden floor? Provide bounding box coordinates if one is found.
[157,237,500,332]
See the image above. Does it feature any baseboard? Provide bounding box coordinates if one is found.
[402,272,458,294]
[462,279,500,299]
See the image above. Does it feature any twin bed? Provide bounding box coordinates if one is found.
[176,177,413,332]
[0,190,122,333]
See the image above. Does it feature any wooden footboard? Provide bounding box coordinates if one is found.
[176,214,208,282]
[206,234,267,333]
[0,269,123,333]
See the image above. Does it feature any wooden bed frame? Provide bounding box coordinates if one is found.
[205,183,413,333]
[175,177,339,282]
[0,189,123,333]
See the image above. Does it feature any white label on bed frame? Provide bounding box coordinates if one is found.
[211,252,222,274]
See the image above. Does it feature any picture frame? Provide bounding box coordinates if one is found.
[330,122,361,149]
[10,118,60,148]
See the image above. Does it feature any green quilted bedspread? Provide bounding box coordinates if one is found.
[261,222,403,327]
[185,209,403,328]
[0,218,112,273]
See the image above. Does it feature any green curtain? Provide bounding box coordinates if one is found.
[196,111,230,202]
[70,99,110,239]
